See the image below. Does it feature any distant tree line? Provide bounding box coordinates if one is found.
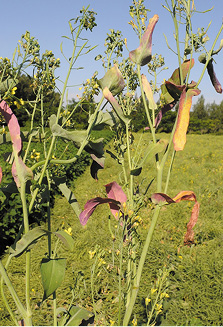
[131,94,223,134]
[10,76,223,134]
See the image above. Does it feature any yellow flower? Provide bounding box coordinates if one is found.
[145,297,151,306]
[11,87,17,95]
[151,288,157,295]
[64,227,72,236]
[20,98,25,105]
[110,320,115,326]
[132,318,137,326]
[89,250,96,259]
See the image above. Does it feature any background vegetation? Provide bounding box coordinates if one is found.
[1,133,223,326]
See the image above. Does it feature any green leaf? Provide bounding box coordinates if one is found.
[90,111,118,130]
[41,258,66,300]
[131,139,168,176]
[65,305,94,326]
[53,230,74,251]
[0,78,18,94]
[53,177,81,218]
[9,227,48,257]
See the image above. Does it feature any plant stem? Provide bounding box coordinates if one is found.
[0,261,28,324]
[123,205,161,326]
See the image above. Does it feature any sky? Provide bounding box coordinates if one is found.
[1,0,223,105]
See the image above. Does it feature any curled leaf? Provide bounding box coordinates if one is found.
[103,87,130,124]
[79,181,127,225]
[173,87,201,151]
[129,14,159,66]
[154,102,176,129]
[98,64,125,96]
[207,59,222,94]
[142,74,157,110]
[79,197,121,226]
[151,190,200,245]
[0,167,2,184]
[0,100,33,187]
[0,100,22,154]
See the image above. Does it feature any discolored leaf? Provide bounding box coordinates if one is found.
[105,181,127,218]
[98,64,125,96]
[41,258,66,300]
[103,87,130,125]
[129,14,159,66]
[207,59,222,94]
[142,74,157,110]
[151,190,200,245]
[173,87,201,151]
[184,201,200,245]
[79,197,121,226]
[12,156,33,188]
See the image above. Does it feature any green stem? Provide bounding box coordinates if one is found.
[171,0,183,84]
[0,261,28,324]
[137,64,156,144]
[0,257,19,326]
[196,22,223,88]
[123,205,161,326]
[53,291,57,326]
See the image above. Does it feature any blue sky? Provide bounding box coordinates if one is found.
[1,0,223,105]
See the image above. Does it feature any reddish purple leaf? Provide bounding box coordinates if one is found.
[151,193,175,205]
[151,190,200,245]
[0,100,22,154]
[154,102,176,129]
[105,181,127,218]
[12,157,33,188]
[0,167,2,184]
[79,197,121,226]
[129,14,159,66]
[207,59,222,94]
[184,201,200,245]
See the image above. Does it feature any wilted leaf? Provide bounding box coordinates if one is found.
[173,87,201,151]
[41,258,66,300]
[184,201,200,245]
[79,197,121,226]
[142,74,157,110]
[207,59,222,94]
[12,157,33,188]
[90,111,118,130]
[103,87,130,125]
[98,64,125,96]
[0,100,22,154]
[151,190,200,245]
[105,181,127,218]
[129,14,159,66]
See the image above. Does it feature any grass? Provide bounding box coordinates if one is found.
[1,133,223,325]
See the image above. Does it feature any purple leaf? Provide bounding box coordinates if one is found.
[207,59,222,94]
[79,197,121,226]
[129,14,159,66]
[12,157,33,188]
[0,100,22,154]
[105,181,127,218]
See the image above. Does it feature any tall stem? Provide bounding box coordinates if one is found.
[123,205,161,326]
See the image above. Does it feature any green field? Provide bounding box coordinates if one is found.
[1,133,223,326]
